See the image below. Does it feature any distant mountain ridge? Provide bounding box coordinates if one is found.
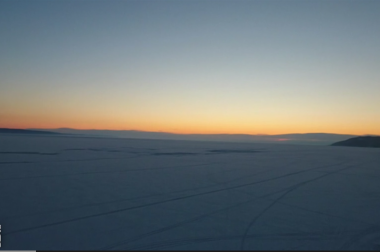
[331,136,380,148]
[0,128,61,135]
[27,128,358,145]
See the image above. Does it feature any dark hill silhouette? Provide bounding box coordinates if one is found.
[0,128,60,135]
[28,128,357,145]
[331,136,380,148]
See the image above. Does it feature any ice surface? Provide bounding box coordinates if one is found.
[1,134,380,250]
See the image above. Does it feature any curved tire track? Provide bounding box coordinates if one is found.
[239,162,356,250]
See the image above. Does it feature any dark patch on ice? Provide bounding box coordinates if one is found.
[87,148,122,153]
[153,152,198,156]
[63,148,122,153]
[150,149,264,156]
[122,147,156,150]
[88,148,105,151]
[207,149,262,154]
[0,151,58,155]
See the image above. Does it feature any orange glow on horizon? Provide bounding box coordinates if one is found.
[1,109,380,136]
[1,119,380,136]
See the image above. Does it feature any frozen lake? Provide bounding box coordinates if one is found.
[1,134,380,250]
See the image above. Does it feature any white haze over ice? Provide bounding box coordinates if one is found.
[0,134,380,250]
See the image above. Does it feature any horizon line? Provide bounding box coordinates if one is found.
[12,127,376,137]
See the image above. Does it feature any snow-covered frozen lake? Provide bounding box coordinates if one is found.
[1,134,380,250]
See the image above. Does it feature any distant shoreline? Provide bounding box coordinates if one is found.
[0,128,61,135]
[1,127,367,146]
[331,136,380,148]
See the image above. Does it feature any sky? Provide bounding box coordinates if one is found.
[1,0,380,135]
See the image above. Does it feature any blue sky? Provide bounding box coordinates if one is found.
[1,0,380,134]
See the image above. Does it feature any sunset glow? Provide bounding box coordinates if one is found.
[1,0,380,136]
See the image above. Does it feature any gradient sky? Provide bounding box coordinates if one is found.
[1,0,380,135]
